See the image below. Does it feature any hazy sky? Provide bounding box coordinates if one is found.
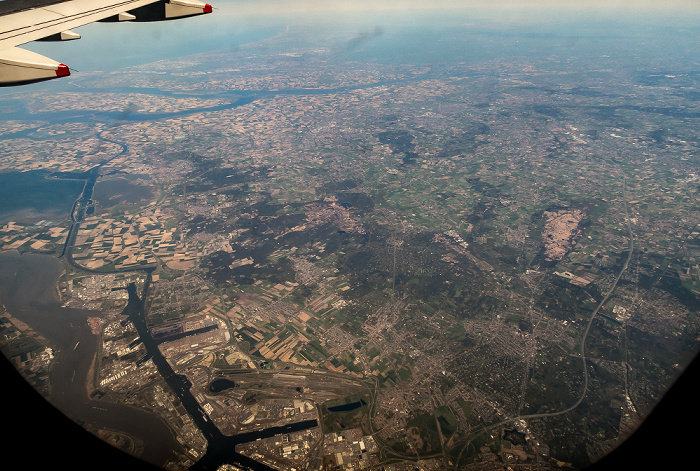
[4,0,697,90]
[221,0,700,15]
[212,0,700,30]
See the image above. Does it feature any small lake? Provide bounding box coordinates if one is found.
[327,399,367,412]
[93,178,154,207]
[209,379,237,393]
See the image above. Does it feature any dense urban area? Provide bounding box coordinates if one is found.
[0,13,698,471]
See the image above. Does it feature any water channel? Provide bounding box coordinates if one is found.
[121,278,318,470]
[0,251,182,467]
[0,125,318,468]
[0,120,319,466]
[0,74,397,470]
[0,250,318,470]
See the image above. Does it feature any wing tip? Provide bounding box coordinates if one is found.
[56,64,70,77]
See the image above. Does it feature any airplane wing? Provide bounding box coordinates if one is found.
[0,0,212,85]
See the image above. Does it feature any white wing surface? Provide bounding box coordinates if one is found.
[0,0,212,85]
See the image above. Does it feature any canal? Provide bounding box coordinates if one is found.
[122,279,318,470]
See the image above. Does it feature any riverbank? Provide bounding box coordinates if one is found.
[0,250,183,468]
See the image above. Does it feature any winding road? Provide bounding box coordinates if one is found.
[448,173,636,468]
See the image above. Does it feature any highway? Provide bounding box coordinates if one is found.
[448,173,635,469]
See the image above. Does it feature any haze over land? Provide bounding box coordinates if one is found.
[0,2,698,471]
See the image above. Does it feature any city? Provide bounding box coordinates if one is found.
[0,8,698,471]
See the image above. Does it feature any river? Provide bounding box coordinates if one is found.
[0,250,319,470]
[0,251,183,467]
[0,66,457,132]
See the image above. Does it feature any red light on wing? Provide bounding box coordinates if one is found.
[55,64,70,77]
